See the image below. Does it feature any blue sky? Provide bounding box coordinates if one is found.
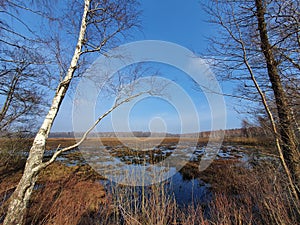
[50,0,243,133]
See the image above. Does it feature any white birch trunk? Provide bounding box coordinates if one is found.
[3,1,91,224]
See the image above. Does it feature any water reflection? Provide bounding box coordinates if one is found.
[43,143,265,204]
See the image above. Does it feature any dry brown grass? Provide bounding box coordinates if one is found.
[26,162,107,225]
[45,136,272,149]
[176,156,300,225]
[1,136,271,151]
[27,177,106,225]
[1,159,299,225]
[46,137,182,149]
[0,170,23,223]
[106,176,178,225]
[0,162,107,225]
[206,162,300,225]
[1,136,297,225]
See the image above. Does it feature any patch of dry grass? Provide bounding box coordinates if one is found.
[27,176,106,225]
[0,162,107,225]
[2,160,299,225]
[1,136,297,225]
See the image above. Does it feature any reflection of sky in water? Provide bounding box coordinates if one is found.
[166,172,212,206]
[79,144,257,185]
[100,170,211,207]
[44,144,277,205]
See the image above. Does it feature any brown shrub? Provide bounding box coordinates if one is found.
[27,166,107,225]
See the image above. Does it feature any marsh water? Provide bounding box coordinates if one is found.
[43,142,275,206]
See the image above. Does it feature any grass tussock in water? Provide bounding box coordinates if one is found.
[1,137,299,224]
[2,162,298,224]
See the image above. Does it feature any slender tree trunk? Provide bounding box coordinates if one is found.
[0,73,21,124]
[3,1,91,224]
[255,0,300,195]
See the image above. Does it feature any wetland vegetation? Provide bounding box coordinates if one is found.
[1,136,299,224]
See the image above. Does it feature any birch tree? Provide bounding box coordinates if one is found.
[3,0,140,224]
[205,0,300,199]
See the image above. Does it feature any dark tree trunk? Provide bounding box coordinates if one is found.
[255,0,300,195]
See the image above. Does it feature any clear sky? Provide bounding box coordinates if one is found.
[51,0,243,133]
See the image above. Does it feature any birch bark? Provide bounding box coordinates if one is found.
[3,1,91,224]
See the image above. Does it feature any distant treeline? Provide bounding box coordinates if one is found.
[48,127,266,138]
